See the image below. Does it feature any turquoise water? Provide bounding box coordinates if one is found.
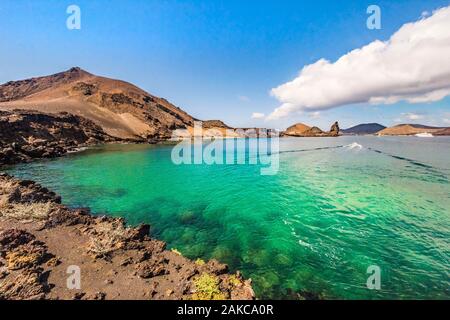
[6,136,450,299]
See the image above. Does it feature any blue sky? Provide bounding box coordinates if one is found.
[1,0,449,129]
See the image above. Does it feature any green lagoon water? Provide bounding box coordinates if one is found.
[6,136,450,299]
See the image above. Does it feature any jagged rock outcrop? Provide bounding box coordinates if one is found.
[0,173,255,300]
[0,110,120,166]
[329,121,340,137]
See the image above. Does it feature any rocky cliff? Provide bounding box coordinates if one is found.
[329,121,340,137]
[0,110,120,166]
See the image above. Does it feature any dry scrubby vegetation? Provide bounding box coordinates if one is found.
[191,273,243,300]
[0,202,54,221]
[192,273,226,300]
[171,248,182,256]
[87,221,131,258]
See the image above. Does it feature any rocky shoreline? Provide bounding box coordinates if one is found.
[0,110,254,300]
[0,174,254,300]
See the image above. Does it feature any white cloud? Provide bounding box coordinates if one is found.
[444,118,450,124]
[402,112,424,120]
[268,6,450,120]
[421,11,431,18]
[238,95,250,102]
[251,112,265,119]
[308,111,321,119]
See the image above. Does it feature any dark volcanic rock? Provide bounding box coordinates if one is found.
[203,259,229,275]
[0,229,36,251]
[0,173,61,204]
[0,110,120,166]
[137,258,169,279]
[329,121,340,137]
[72,82,98,96]
[129,224,151,241]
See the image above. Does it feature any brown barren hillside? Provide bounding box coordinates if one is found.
[283,123,311,136]
[377,124,447,136]
[0,67,195,141]
[434,127,450,136]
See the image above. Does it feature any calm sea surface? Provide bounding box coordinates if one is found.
[6,136,450,299]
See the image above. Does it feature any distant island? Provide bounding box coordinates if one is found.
[341,123,386,135]
[281,122,450,137]
[377,124,449,136]
[282,122,340,137]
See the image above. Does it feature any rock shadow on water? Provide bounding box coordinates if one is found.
[65,185,128,199]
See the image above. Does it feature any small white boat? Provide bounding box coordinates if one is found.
[415,132,434,138]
